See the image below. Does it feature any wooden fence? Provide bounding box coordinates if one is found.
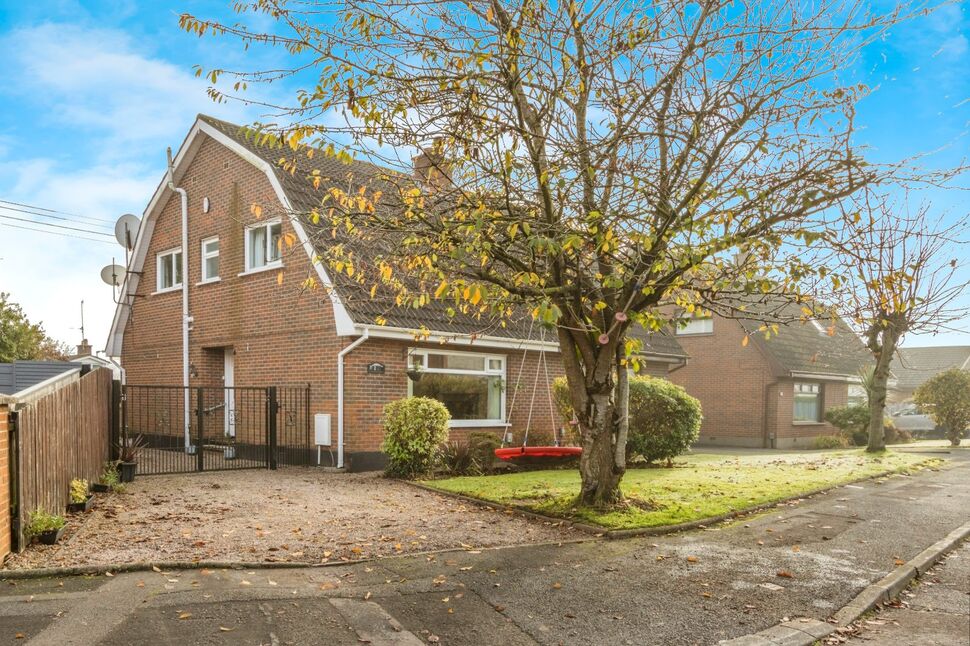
[14,368,113,550]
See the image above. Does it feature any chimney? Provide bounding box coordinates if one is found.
[74,338,93,358]
[412,138,452,189]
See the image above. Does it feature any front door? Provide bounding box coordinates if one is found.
[224,348,236,438]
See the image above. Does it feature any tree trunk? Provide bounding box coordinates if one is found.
[577,391,624,507]
[867,329,899,453]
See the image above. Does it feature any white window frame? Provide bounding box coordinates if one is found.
[242,219,283,274]
[155,247,183,293]
[200,236,220,284]
[793,382,823,423]
[676,316,714,336]
[407,348,508,428]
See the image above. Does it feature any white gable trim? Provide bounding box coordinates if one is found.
[105,117,357,356]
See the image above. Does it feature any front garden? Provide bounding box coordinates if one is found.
[424,450,941,531]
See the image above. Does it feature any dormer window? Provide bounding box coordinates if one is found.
[676,316,713,335]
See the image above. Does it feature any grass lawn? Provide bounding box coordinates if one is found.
[424,450,941,531]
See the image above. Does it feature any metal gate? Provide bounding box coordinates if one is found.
[121,384,312,475]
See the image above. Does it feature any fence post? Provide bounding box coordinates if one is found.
[268,387,278,470]
[110,380,122,462]
[195,388,204,472]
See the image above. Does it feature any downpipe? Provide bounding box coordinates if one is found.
[336,329,369,469]
[166,147,193,454]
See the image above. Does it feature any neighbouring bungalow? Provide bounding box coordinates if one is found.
[889,346,970,406]
[106,115,687,471]
[667,302,871,449]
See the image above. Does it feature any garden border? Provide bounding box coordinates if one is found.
[410,456,947,539]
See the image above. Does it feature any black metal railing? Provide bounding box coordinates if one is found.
[121,384,312,475]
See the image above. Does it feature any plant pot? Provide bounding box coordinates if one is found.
[119,461,137,483]
[67,495,94,513]
[91,483,110,493]
[224,446,236,460]
[38,526,66,545]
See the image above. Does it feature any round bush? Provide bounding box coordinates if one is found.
[551,375,702,463]
[627,376,702,464]
[381,397,450,478]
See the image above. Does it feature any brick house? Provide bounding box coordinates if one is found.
[106,115,687,471]
[667,306,870,448]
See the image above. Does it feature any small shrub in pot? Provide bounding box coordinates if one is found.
[67,478,93,513]
[381,397,450,478]
[26,509,67,545]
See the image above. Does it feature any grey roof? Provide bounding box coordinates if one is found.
[739,300,871,378]
[0,361,77,396]
[891,346,970,393]
[199,115,687,359]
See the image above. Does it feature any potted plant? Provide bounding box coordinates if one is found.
[92,462,123,493]
[117,434,147,483]
[66,478,94,513]
[26,509,67,545]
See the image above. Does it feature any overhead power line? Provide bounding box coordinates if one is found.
[0,198,116,226]
[0,213,114,237]
[0,221,116,244]
[0,203,114,232]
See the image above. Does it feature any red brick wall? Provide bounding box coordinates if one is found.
[120,133,678,467]
[771,379,849,448]
[0,404,10,561]
[668,314,775,447]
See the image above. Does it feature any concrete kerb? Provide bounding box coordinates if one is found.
[0,534,597,581]
[411,459,945,540]
[720,520,970,645]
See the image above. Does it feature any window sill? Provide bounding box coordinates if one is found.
[792,421,825,426]
[196,278,221,286]
[238,263,283,277]
[151,286,182,296]
[448,420,511,429]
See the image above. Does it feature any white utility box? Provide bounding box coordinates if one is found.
[314,413,332,446]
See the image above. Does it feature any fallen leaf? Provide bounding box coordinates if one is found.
[776,570,795,579]
[178,612,192,620]
[219,626,233,632]
[686,556,699,563]
[552,582,562,589]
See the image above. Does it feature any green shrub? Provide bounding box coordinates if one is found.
[467,432,501,473]
[553,375,702,463]
[25,509,66,538]
[824,405,870,446]
[813,435,849,449]
[915,368,970,446]
[381,397,450,478]
[626,377,703,464]
[69,479,89,504]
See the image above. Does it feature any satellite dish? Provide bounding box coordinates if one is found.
[114,214,141,249]
[100,264,126,287]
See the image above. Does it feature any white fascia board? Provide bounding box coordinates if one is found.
[790,371,862,383]
[106,121,206,357]
[355,324,560,353]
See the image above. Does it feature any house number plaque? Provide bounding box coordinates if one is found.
[367,362,386,375]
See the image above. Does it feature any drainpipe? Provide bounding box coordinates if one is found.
[166,147,192,453]
[336,328,369,469]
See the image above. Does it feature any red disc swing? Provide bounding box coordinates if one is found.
[495,322,582,464]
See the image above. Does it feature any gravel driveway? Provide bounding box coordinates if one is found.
[3,469,580,570]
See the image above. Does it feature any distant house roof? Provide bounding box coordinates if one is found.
[738,300,871,379]
[891,346,970,393]
[107,114,685,361]
[0,361,78,396]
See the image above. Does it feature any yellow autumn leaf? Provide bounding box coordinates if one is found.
[277,271,284,286]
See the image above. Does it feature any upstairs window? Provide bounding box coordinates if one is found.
[793,382,822,422]
[245,220,282,271]
[156,248,182,292]
[407,349,506,426]
[676,316,713,335]
[201,236,220,282]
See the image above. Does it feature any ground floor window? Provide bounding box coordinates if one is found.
[793,382,822,422]
[407,349,505,426]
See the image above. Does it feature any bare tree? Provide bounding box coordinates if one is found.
[181,0,940,505]
[819,196,968,452]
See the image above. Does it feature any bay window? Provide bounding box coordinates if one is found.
[407,349,506,426]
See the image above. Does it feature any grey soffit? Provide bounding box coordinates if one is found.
[199,115,688,360]
[891,346,970,392]
[0,361,77,396]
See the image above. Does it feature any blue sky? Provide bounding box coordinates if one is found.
[0,1,966,353]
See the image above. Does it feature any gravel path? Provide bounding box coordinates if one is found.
[3,469,580,570]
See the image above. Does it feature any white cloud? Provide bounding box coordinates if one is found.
[0,22,257,352]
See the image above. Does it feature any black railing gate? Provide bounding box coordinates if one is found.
[121,384,312,475]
